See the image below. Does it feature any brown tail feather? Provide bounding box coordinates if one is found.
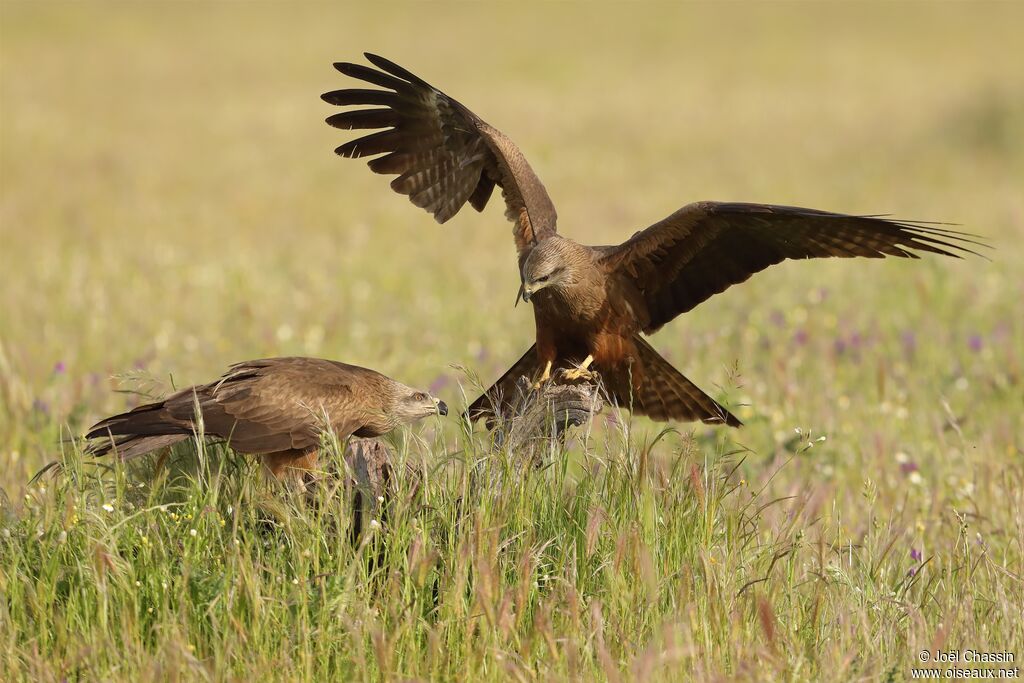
[465,344,546,422]
[85,398,194,459]
[85,401,185,440]
[466,338,741,428]
[87,434,189,460]
[607,336,742,427]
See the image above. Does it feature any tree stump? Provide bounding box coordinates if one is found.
[342,436,411,540]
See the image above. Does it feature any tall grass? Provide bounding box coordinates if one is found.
[6,410,1018,681]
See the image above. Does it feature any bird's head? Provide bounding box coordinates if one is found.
[518,238,576,304]
[393,386,448,423]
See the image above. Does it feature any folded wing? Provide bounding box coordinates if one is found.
[85,358,376,456]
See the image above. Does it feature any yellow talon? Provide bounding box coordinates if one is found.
[532,360,553,390]
[562,355,596,381]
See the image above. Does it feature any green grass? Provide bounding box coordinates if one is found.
[2,3,1022,680]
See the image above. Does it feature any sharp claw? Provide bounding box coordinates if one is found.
[561,368,597,382]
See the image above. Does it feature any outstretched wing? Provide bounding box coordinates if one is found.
[322,53,558,265]
[599,202,986,333]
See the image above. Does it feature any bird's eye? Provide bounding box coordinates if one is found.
[412,392,427,401]
[536,275,550,283]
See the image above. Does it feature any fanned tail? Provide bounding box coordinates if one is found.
[466,338,741,428]
[605,336,742,427]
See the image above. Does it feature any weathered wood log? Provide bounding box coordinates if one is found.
[341,436,413,540]
[470,372,604,493]
[344,437,395,502]
[496,371,605,464]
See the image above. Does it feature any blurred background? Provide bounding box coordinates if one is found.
[1,3,1021,493]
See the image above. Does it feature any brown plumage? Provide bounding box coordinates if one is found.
[84,357,447,479]
[323,54,986,427]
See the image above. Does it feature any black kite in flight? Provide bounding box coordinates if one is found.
[85,357,446,479]
[322,54,983,427]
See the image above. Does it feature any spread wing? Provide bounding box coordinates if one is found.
[322,53,557,265]
[599,202,986,334]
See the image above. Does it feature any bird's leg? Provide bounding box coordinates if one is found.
[532,360,553,390]
[561,355,597,382]
[263,449,319,492]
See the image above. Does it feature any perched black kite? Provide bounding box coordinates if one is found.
[85,357,446,479]
[322,54,983,427]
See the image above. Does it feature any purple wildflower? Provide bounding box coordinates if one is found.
[428,374,450,395]
[793,329,809,346]
[849,331,864,349]
[900,461,919,475]
[834,338,847,355]
[769,310,785,327]
[967,334,983,353]
[901,330,917,357]
[53,361,66,374]
[32,398,50,415]
[907,547,923,577]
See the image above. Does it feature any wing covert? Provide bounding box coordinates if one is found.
[175,359,375,453]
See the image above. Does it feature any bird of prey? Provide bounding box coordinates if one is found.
[84,357,447,479]
[322,54,983,427]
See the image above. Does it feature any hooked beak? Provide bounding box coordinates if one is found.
[517,282,532,306]
[436,399,448,416]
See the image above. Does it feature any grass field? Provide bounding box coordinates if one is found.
[2,3,1022,680]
